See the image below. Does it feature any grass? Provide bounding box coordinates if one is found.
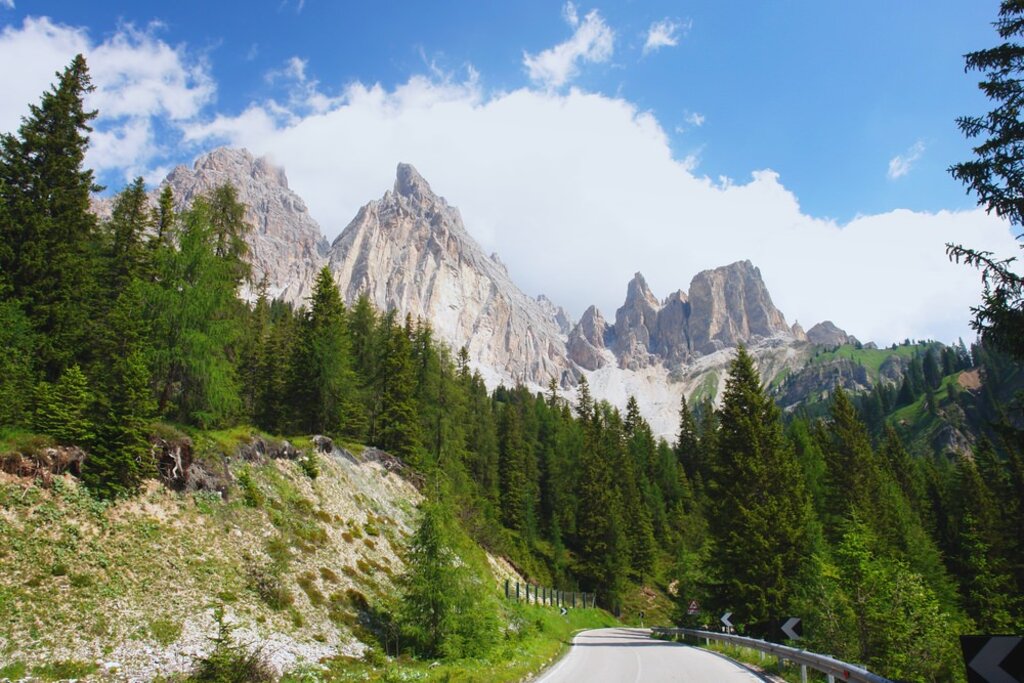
[284,604,618,683]
[806,342,932,377]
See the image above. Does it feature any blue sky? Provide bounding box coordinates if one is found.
[0,1,1018,344]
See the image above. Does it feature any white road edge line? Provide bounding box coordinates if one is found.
[534,628,586,683]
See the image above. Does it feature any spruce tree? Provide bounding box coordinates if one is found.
[33,364,95,447]
[83,350,156,499]
[291,267,362,436]
[0,55,101,377]
[706,346,814,627]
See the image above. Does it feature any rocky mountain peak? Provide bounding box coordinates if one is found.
[806,320,858,348]
[328,165,570,387]
[625,272,661,310]
[612,272,662,369]
[685,260,790,356]
[567,306,609,371]
[394,163,437,205]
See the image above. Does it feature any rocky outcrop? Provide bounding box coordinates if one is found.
[327,163,571,387]
[567,305,610,370]
[162,148,330,304]
[589,260,793,371]
[611,273,662,370]
[806,320,857,348]
[652,290,690,364]
[791,321,809,343]
[686,260,791,356]
[537,294,573,336]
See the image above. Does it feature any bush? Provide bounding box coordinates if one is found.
[188,606,274,683]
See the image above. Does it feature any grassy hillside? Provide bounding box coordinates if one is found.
[0,430,618,681]
[0,431,424,679]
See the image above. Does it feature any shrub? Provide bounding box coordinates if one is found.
[150,617,182,646]
[188,606,274,683]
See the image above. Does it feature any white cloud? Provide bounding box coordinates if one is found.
[1,17,1014,347]
[523,3,614,89]
[684,110,704,127]
[0,17,214,182]
[181,76,1017,347]
[643,18,688,55]
[1,0,15,10]
[888,140,926,179]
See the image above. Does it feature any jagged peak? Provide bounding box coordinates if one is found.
[624,271,660,309]
[394,162,435,201]
[182,147,289,189]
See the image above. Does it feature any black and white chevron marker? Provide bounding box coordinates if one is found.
[960,636,1024,683]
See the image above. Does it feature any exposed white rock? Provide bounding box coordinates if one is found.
[327,163,571,387]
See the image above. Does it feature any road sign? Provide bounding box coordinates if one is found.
[781,617,803,640]
[961,636,1024,683]
[560,606,568,617]
[720,612,733,629]
[687,600,700,615]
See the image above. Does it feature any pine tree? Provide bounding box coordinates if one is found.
[33,364,94,447]
[0,55,101,377]
[497,402,529,532]
[106,177,154,290]
[291,267,362,436]
[674,394,700,481]
[706,346,814,627]
[375,312,422,460]
[82,350,156,499]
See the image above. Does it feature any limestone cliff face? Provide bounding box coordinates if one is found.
[567,305,610,371]
[685,260,791,356]
[611,273,662,370]
[162,148,329,304]
[596,260,793,370]
[326,164,570,387]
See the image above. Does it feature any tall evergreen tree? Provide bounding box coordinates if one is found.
[706,346,814,627]
[0,55,101,377]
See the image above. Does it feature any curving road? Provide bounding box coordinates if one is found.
[535,628,768,683]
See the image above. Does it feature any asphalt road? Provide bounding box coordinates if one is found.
[535,627,768,683]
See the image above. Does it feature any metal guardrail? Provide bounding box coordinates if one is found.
[650,627,893,683]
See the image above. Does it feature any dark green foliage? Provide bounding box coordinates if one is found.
[0,299,37,426]
[32,364,94,448]
[0,55,101,378]
[81,350,156,499]
[948,0,1024,359]
[290,267,362,436]
[704,346,814,626]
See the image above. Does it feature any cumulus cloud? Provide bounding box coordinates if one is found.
[0,17,214,182]
[523,2,614,89]
[888,140,926,179]
[643,18,688,55]
[1,16,1014,346]
[1,0,15,10]
[181,75,1016,346]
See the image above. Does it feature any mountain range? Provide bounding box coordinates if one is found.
[119,147,876,437]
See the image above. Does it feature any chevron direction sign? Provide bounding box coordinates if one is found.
[720,611,733,629]
[780,617,803,640]
[960,636,1024,683]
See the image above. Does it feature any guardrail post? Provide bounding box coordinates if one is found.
[801,664,808,683]
[827,675,834,683]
